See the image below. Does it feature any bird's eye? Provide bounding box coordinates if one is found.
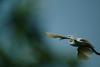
[70,39,73,42]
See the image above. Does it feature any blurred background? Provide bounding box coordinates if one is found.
[0,0,100,67]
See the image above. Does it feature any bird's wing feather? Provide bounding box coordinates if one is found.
[77,46,93,60]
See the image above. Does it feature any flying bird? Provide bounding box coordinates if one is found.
[46,32,100,59]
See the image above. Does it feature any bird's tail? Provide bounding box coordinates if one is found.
[91,47,100,55]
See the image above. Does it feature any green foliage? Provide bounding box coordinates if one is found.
[0,0,81,67]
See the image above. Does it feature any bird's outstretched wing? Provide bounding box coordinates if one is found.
[46,32,68,39]
[77,46,93,60]
[77,38,100,56]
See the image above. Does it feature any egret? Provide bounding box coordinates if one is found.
[46,32,100,59]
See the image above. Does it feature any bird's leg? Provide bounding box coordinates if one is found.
[90,47,100,55]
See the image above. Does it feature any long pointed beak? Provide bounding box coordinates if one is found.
[60,36,70,39]
[46,32,70,39]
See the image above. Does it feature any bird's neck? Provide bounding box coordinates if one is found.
[69,39,80,47]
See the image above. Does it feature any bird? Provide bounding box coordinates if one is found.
[46,32,100,60]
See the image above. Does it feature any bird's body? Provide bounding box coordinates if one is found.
[46,32,100,59]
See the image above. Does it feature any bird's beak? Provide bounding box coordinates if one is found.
[60,37,70,40]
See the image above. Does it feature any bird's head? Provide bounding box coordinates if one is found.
[66,35,77,45]
[67,35,76,40]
